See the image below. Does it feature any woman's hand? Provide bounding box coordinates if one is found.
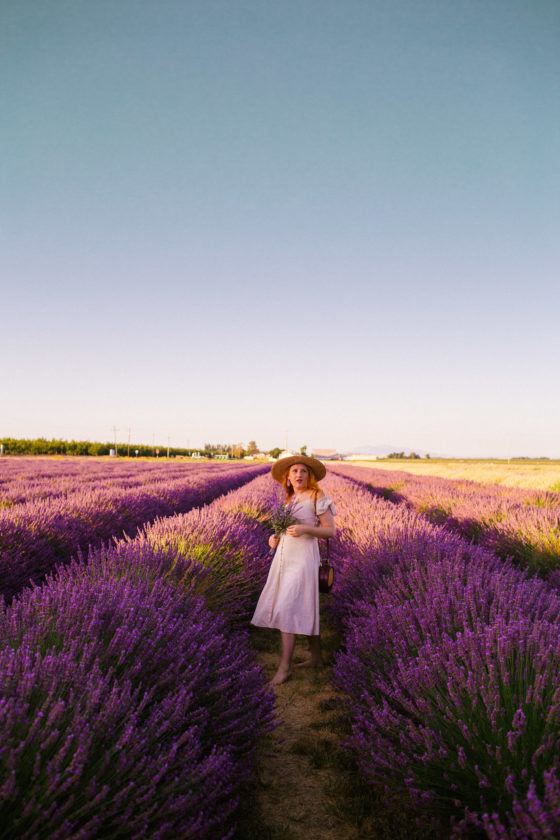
[286,524,308,538]
[268,534,280,550]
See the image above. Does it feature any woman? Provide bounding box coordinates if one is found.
[250,454,337,686]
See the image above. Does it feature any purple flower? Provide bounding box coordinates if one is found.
[0,461,267,601]
[0,568,275,838]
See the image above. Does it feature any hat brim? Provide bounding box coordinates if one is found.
[271,455,327,483]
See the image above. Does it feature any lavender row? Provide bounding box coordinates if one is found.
[128,472,560,835]
[330,463,560,575]
[135,472,282,629]
[0,474,280,838]
[0,458,252,507]
[0,462,267,601]
[305,472,560,838]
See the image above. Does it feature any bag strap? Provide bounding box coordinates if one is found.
[313,490,330,559]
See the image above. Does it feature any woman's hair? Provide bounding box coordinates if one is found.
[282,464,320,503]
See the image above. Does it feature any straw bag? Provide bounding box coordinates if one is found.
[314,492,334,593]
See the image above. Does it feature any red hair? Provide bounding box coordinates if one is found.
[281,464,321,504]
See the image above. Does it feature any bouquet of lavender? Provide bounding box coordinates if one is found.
[268,503,298,553]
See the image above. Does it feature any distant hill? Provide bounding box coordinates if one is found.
[345,444,447,458]
[346,444,404,456]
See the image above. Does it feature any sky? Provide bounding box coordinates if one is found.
[2,0,559,457]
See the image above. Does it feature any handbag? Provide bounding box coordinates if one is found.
[314,491,335,593]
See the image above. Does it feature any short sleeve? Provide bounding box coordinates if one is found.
[316,495,337,516]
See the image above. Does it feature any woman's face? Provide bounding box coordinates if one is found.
[288,463,310,490]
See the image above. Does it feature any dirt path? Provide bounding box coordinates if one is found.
[234,606,378,840]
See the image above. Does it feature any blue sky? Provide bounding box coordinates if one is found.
[2,1,559,456]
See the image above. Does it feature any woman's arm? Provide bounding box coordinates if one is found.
[286,509,336,539]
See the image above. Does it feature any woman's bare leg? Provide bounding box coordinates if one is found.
[295,634,324,667]
[271,631,295,685]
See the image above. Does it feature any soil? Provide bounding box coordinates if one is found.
[234,604,379,840]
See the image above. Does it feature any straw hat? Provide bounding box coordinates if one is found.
[271,454,326,483]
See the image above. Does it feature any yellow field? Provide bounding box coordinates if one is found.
[332,459,560,491]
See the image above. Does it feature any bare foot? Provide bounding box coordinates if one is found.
[294,658,324,669]
[270,666,292,686]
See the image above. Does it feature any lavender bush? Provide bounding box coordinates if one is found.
[0,461,266,601]
[331,463,560,575]
[0,566,275,839]
[336,617,560,836]
[482,768,560,838]
[0,458,241,507]
[0,459,261,501]
[88,505,272,631]
[296,470,560,836]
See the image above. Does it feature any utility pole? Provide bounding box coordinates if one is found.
[112,426,119,456]
[127,427,131,458]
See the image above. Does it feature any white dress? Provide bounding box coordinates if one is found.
[250,492,337,635]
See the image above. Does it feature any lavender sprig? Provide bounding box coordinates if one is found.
[267,503,298,555]
[269,503,298,536]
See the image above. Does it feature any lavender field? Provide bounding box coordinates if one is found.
[331,463,560,577]
[0,457,267,601]
[1,458,559,838]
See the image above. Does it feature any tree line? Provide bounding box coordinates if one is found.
[0,437,286,459]
[0,438,196,457]
[387,451,429,459]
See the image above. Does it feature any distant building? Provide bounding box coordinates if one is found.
[271,449,343,462]
[343,453,383,461]
[244,451,268,460]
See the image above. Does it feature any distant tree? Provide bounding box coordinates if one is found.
[269,447,282,459]
[426,453,431,459]
[247,440,258,454]
[300,444,308,455]
[0,437,196,458]
[388,451,423,460]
